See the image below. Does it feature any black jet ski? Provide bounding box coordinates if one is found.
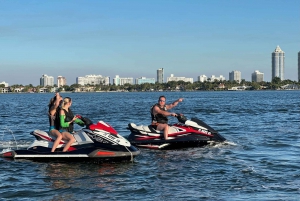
[127,114,226,150]
[1,116,140,162]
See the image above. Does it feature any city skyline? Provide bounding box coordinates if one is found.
[0,1,299,85]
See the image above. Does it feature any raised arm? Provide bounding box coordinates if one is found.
[166,98,183,110]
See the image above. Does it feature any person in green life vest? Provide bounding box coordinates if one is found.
[57,97,85,152]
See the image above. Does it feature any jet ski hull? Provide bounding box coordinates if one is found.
[1,145,140,162]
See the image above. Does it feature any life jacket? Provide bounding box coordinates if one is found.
[55,108,75,132]
[151,104,168,124]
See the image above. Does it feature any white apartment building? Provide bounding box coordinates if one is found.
[76,75,110,86]
[210,75,225,82]
[167,74,193,83]
[40,74,54,87]
[252,70,264,82]
[229,70,241,83]
[198,75,207,82]
[57,76,67,87]
[113,75,133,85]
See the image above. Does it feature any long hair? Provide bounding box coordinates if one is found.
[48,96,57,107]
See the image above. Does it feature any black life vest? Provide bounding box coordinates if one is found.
[55,108,75,132]
[151,104,168,124]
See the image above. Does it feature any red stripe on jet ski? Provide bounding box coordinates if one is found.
[2,151,14,157]
[96,151,115,156]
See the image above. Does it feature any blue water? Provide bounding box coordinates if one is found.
[0,91,299,200]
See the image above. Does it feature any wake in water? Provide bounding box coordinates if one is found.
[208,140,237,148]
[0,140,32,149]
[0,127,32,151]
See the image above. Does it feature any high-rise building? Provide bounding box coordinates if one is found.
[157,68,164,83]
[57,76,67,87]
[252,70,264,82]
[40,74,54,87]
[298,51,300,82]
[229,70,241,83]
[272,45,285,81]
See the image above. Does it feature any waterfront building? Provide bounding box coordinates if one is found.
[40,74,54,87]
[157,68,164,83]
[135,77,155,85]
[229,70,241,83]
[57,76,67,87]
[76,75,110,86]
[167,74,193,83]
[0,81,9,87]
[210,75,225,82]
[198,75,207,82]
[298,51,300,82]
[272,45,285,80]
[252,70,264,82]
[113,75,133,85]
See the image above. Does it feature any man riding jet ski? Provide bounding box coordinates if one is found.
[1,116,140,161]
[127,114,226,150]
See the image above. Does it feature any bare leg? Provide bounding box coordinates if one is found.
[61,132,76,152]
[164,125,169,140]
[157,124,169,140]
[50,130,63,152]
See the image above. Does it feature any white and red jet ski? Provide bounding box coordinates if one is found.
[1,116,140,161]
[127,114,226,150]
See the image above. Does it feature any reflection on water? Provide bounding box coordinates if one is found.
[42,162,134,190]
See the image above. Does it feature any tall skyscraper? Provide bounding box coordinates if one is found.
[229,70,241,83]
[272,46,285,81]
[298,51,300,82]
[252,70,264,82]
[157,68,164,83]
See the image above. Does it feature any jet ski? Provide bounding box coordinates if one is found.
[1,116,140,162]
[127,114,226,150]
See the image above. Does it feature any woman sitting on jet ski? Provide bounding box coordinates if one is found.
[48,92,63,152]
[55,97,85,152]
[151,96,183,140]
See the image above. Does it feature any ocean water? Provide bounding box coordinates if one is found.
[0,91,299,200]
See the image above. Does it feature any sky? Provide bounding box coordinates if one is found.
[0,0,299,86]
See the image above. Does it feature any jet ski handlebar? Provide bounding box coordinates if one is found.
[176,113,187,123]
[75,114,93,128]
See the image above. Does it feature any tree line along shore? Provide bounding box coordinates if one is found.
[1,77,299,93]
